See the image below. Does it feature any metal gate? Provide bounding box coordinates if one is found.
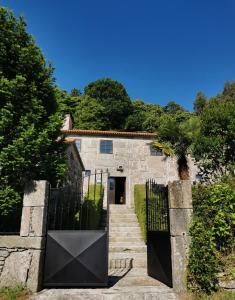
[146,179,172,287]
[43,171,109,287]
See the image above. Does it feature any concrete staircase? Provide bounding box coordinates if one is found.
[108,204,147,269]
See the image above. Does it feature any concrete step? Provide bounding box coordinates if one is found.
[109,236,144,243]
[109,245,146,253]
[109,253,147,268]
[109,231,143,238]
[109,226,141,233]
[109,223,140,227]
[108,267,148,277]
[108,216,138,221]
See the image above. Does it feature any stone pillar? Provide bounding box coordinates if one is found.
[168,180,193,292]
[0,181,49,292]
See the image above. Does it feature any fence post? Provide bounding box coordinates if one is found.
[20,180,49,291]
[168,180,193,292]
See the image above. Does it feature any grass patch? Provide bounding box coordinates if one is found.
[0,284,31,300]
[134,184,146,242]
[180,290,235,300]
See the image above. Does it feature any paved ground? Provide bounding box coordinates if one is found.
[31,268,179,300]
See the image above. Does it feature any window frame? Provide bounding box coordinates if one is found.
[150,146,163,156]
[100,140,113,154]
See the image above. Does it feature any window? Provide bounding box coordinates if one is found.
[150,146,163,156]
[100,140,113,154]
[75,140,81,152]
[85,170,91,176]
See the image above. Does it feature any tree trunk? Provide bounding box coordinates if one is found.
[177,155,190,180]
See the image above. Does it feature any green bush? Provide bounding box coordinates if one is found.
[0,187,22,232]
[188,182,235,293]
[134,184,146,242]
[81,184,104,230]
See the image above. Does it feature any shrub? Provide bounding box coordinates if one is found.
[134,184,146,242]
[81,184,104,230]
[188,182,235,292]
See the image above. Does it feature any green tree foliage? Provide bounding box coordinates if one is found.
[70,88,81,97]
[125,100,163,132]
[152,113,200,179]
[84,78,133,130]
[193,91,207,115]
[188,183,235,292]
[73,95,107,130]
[163,100,185,114]
[0,8,66,230]
[193,84,235,180]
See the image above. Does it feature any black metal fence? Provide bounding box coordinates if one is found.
[146,179,170,232]
[47,170,106,230]
[146,179,172,287]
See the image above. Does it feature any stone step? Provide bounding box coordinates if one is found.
[109,231,143,238]
[107,215,138,223]
[109,253,147,268]
[109,226,141,233]
[109,236,144,243]
[109,245,146,253]
[109,223,140,227]
[108,267,148,277]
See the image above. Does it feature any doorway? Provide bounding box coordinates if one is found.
[109,177,126,205]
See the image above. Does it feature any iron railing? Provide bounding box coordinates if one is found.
[47,170,108,231]
[146,179,169,232]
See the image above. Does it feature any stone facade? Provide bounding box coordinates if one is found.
[66,142,84,191]
[66,132,198,207]
[0,181,49,292]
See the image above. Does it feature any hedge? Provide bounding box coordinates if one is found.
[134,184,146,242]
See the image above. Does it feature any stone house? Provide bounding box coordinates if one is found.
[63,116,197,208]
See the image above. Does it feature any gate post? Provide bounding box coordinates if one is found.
[168,180,193,292]
[20,180,49,291]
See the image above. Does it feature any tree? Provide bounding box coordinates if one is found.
[84,78,133,130]
[152,114,200,179]
[125,100,147,131]
[194,92,207,115]
[163,100,185,114]
[193,88,235,180]
[73,95,107,130]
[0,8,66,230]
[70,88,81,97]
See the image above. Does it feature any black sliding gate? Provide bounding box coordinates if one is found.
[146,179,172,287]
[43,171,109,287]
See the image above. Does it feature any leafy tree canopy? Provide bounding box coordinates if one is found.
[0,8,66,229]
[73,95,107,130]
[193,91,207,115]
[193,86,235,180]
[84,78,133,130]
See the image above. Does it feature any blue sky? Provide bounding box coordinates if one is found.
[2,0,235,110]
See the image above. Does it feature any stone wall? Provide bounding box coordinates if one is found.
[67,134,198,207]
[66,142,84,192]
[168,180,193,292]
[0,181,49,292]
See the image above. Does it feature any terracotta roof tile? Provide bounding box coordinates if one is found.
[62,129,157,138]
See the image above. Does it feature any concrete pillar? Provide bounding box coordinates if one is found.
[168,180,193,292]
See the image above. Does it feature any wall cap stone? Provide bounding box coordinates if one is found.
[23,181,49,207]
[0,236,44,249]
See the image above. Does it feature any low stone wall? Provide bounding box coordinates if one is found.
[0,181,49,292]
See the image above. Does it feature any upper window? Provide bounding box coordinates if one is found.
[75,140,81,152]
[150,146,163,156]
[100,140,113,154]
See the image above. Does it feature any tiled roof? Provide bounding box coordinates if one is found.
[62,129,158,138]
